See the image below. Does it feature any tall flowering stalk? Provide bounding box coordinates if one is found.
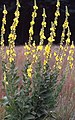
[29,0,38,45]
[0,5,7,61]
[54,6,70,70]
[67,41,74,70]
[47,0,60,62]
[6,0,20,64]
[39,8,47,45]
[61,6,69,44]
[54,0,60,26]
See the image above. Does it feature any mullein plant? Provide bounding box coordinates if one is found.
[0,5,8,89]
[1,0,21,119]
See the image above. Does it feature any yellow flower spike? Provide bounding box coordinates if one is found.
[0,5,7,61]
[39,8,46,45]
[67,41,74,70]
[7,0,20,64]
[29,0,38,45]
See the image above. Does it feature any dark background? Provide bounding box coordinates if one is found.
[0,0,75,45]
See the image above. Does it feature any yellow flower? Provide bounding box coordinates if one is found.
[56,0,60,7]
[69,50,74,54]
[40,34,46,40]
[42,21,46,27]
[55,55,59,61]
[16,0,21,7]
[45,45,50,54]
[71,44,74,49]
[5,82,8,85]
[42,13,47,17]
[50,27,55,32]
[33,5,38,10]
[61,32,65,37]
[8,33,15,39]
[58,65,62,70]
[2,18,6,24]
[14,10,20,17]
[63,53,66,56]
[67,56,73,61]
[54,20,57,26]
[10,26,16,30]
[25,45,30,50]
[66,38,70,44]
[37,45,43,51]
[60,56,63,62]
[44,60,47,66]
[9,57,14,63]
[1,25,5,34]
[54,52,57,56]
[63,21,68,28]
[29,27,34,35]
[30,20,35,25]
[70,63,73,69]
[32,12,37,18]
[6,49,10,56]
[48,37,55,43]
[60,45,63,50]
[55,11,60,17]
[3,7,8,14]
[27,65,32,78]
[28,72,32,78]
[4,72,6,81]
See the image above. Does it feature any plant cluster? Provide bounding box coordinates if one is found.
[0,0,75,120]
